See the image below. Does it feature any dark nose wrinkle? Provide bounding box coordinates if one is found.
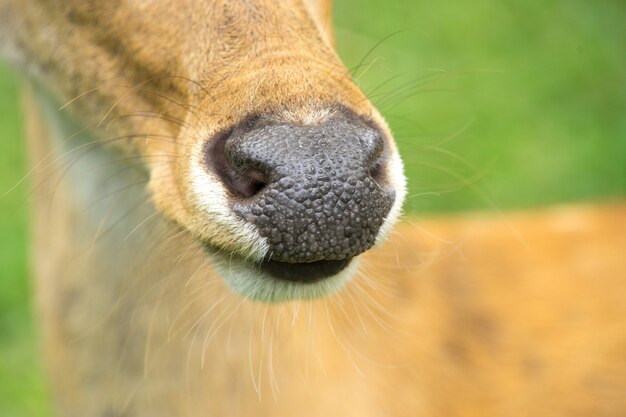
[224,116,395,263]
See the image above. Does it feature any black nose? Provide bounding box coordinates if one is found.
[208,111,395,264]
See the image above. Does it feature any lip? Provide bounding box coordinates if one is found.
[202,243,353,283]
[201,242,358,301]
[258,258,352,283]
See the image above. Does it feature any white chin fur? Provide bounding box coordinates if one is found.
[210,254,360,302]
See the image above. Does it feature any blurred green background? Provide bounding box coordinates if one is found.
[0,0,624,415]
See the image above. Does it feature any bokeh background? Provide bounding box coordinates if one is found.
[1,0,624,415]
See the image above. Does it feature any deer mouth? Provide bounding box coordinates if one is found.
[201,243,356,301]
[257,258,352,283]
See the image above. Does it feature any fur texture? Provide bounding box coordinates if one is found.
[2,1,626,416]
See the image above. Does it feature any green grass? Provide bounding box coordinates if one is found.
[0,0,624,415]
[0,68,52,416]
[335,0,626,212]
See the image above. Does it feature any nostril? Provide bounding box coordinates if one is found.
[369,155,385,184]
[226,169,268,199]
[369,159,383,182]
[208,130,268,199]
[244,170,269,195]
[367,134,388,185]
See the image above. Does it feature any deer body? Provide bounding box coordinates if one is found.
[2,1,626,416]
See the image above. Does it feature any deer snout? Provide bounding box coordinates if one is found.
[206,112,396,280]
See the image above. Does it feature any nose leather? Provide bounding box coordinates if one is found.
[225,116,395,263]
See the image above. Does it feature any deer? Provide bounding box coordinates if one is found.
[1,0,626,416]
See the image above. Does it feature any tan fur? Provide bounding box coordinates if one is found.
[3,1,626,416]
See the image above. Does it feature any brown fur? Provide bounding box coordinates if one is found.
[3,1,626,416]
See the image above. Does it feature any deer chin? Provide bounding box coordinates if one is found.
[202,243,360,302]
